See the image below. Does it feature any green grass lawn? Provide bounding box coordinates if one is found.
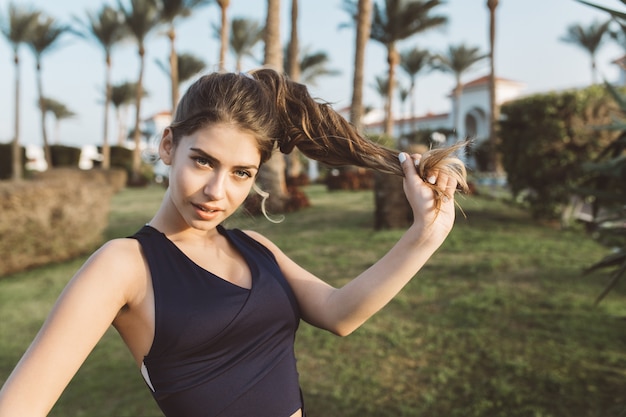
[1,184,625,417]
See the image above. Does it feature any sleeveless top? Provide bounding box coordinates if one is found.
[130,225,303,417]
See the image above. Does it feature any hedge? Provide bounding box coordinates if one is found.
[499,84,619,219]
[0,143,26,180]
[0,169,119,276]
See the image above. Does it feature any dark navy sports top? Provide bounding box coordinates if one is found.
[130,225,303,417]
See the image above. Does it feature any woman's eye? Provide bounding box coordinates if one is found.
[193,157,211,167]
[234,170,252,179]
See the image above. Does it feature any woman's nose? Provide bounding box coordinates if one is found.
[204,172,226,200]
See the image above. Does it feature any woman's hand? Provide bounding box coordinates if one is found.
[398,152,458,245]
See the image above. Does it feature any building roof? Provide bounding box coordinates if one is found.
[462,75,523,89]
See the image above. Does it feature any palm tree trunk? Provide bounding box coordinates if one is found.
[54,120,60,145]
[264,0,282,70]
[132,46,146,184]
[117,106,127,146]
[350,0,372,130]
[286,0,303,180]
[258,0,289,213]
[410,78,417,131]
[287,0,300,81]
[591,56,597,85]
[384,45,399,137]
[12,54,23,180]
[487,0,501,172]
[453,80,461,140]
[219,2,229,71]
[168,25,180,113]
[102,53,112,170]
[36,60,52,168]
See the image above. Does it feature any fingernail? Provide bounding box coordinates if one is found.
[398,153,407,163]
[428,175,436,184]
[414,159,420,167]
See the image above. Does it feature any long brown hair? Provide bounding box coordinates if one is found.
[168,68,468,206]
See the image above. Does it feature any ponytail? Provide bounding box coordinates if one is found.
[250,68,469,203]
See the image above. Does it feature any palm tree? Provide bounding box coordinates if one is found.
[370,0,446,136]
[40,97,76,144]
[259,0,288,213]
[160,0,210,112]
[0,3,40,180]
[216,0,230,71]
[284,0,303,181]
[342,0,372,130]
[298,49,340,86]
[371,73,391,117]
[111,81,144,146]
[286,0,300,81]
[283,46,340,85]
[398,84,410,117]
[73,5,127,170]
[26,14,68,169]
[487,0,499,172]
[561,19,611,85]
[399,47,430,127]
[229,17,264,72]
[432,43,487,139]
[155,51,206,85]
[264,0,283,70]
[118,0,160,184]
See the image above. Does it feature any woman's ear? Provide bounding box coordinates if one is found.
[159,128,175,165]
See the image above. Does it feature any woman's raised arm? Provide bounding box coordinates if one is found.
[249,152,460,336]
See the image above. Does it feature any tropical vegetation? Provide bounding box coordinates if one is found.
[561,19,611,85]
[572,0,626,306]
[431,43,488,139]
[0,3,40,180]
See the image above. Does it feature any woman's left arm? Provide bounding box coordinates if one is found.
[248,152,458,336]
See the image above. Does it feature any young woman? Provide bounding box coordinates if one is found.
[0,68,467,417]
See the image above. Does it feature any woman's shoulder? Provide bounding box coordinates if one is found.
[77,237,149,305]
[84,237,147,284]
[239,230,285,259]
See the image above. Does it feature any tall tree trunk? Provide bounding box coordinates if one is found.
[591,55,597,85]
[286,0,300,81]
[54,120,60,145]
[452,79,461,141]
[218,0,230,71]
[350,0,372,130]
[384,44,399,137]
[286,0,302,180]
[102,52,112,170]
[259,0,289,213]
[12,53,23,180]
[168,25,179,113]
[117,106,127,146]
[264,0,283,70]
[410,77,418,131]
[36,60,52,168]
[132,46,146,184]
[487,0,501,172]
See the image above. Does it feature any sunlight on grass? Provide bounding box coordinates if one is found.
[1,184,625,417]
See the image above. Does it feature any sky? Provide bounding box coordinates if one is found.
[0,0,625,148]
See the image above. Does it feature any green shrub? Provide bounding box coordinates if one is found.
[499,84,618,219]
[103,145,154,187]
[50,144,82,167]
[0,142,26,180]
[108,145,133,171]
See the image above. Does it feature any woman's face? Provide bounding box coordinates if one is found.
[160,122,261,231]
